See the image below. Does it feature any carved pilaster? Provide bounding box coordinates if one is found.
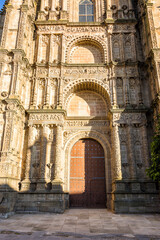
[112,77,117,107]
[40,0,45,11]
[16,4,28,49]
[53,124,63,182]
[131,33,137,62]
[0,4,13,48]
[10,62,19,95]
[106,0,112,19]
[127,126,136,179]
[44,78,50,107]
[2,112,14,153]
[112,123,122,180]
[146,4,158,49]
[57,78,63,109]
[31,78,38,108]
[21,125,36,191]
[141,125,150,171]
[37,34,42,63]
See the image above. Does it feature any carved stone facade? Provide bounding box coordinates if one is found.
[0,0,160,215]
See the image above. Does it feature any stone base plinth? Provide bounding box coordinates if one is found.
[111,180,160,213]
[15,192,69,213]
[0,191,17,218]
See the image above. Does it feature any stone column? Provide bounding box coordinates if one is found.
[106,0,113,19]
[1,4,13,48]
[49,0,57,20]
[31,78,38,108]
[141,124,150,171]
[45,141,53,182]
[40,0,45,11]
[44,77,50,107]
[131,33,137,61]
[16,4,28,49]
[127,125,137,179]
[62,0,67,11]
[10,61,19,96]
[57,78,63,109]
[128,0,133,10]
[21,125,36,191]
[112,122,122,180]
[37,34,42,63]
[112,77,117,107]
[53,124,63,183]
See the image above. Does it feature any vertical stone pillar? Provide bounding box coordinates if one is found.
[53,124,63,183]
[41,125,50,180]
[131,33,137,61]
[112,77,117,107]
[106,0,112,19]
[21,125,36,191]
[2,111,13,153]
[112,122,122,180]
[44,78,50,107]
[124,77,130,106]
[40,0,45,11]
[30,78,38,108]
[49,34,53,63]
[57,78,63,109]
[128,0,133,10]
[127,125,136,179]
[1,4,13,48]
[16,4,28,49]
[51,0,55,11]
[10,60,19,96]
[45,141,52,182]
[141,124,150,171]
[37,34,42,63]
[62,0,67,11]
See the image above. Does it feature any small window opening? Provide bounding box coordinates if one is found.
[79,0,94,22]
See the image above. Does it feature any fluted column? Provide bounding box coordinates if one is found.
[112,123,122,180]
[53,124,63,182]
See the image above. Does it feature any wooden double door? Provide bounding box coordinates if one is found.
[70,139,106,208]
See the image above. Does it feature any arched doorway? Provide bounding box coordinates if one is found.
[69,138,106,208]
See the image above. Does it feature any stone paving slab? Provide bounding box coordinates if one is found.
[0,209,160,239]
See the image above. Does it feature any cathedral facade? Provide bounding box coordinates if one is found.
[0,0,160,216]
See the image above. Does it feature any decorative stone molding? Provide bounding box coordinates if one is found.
[63,78,111,109]
[65,35,108,64]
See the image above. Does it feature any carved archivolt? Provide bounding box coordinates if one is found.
[63,130,112,192]
[65,36,108,63]
[63,78,111,109]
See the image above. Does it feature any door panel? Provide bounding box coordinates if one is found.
[70,139,106,208]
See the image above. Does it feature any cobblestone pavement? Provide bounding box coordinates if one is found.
[0,209,160,240]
